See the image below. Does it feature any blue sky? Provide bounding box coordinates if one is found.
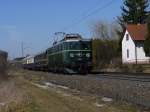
[0,0,123,58]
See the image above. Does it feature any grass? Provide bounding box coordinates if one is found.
[22,81,100,112]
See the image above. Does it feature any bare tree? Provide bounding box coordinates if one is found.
[111,21,122,40]
[91,20,121,69]
[91,20,120,40]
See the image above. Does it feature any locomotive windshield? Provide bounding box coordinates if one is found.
[69,42,80,50]
[66,41,91,50]
[80,41,91,50]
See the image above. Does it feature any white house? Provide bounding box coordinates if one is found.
[122,24,150,64]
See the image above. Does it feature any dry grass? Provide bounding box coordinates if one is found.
[0,78,31,112]
[0,69,101,112]
[1,68,147,112]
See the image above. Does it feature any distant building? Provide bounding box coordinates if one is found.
[122,24,150,64]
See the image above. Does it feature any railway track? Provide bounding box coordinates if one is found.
[23,68,150,82]
[89,72,150,82]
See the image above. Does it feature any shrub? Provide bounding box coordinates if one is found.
[92,39,120,69]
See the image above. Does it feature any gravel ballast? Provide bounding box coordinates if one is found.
[22,70,150,108]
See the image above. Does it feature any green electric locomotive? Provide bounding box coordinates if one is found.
[47,34,92,73]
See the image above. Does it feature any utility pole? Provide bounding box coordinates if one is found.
[21,42,24,57]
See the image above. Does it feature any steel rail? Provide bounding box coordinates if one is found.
[88,73,150,82]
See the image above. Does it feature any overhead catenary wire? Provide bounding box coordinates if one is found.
[62,0,117,32]
[51,0,117,47]
[62,0,103,28]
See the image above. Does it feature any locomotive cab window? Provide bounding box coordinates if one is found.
[69,42,80,50]
[80,41,91,50]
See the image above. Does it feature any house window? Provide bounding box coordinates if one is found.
[126,34,129,41]
[127,49,129,58]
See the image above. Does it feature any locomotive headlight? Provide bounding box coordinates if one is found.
[77,53,82,57]
[86,53,90,58]
[70,53,74,58]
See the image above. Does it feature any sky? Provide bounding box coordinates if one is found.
[0,0,123,58]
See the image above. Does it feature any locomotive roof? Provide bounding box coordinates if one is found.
[49,37,91,49]
[52,33,81,45]
[53,33,91,44]
[65,33,82,39]
[52,38,90,47]
[64,34,81,40]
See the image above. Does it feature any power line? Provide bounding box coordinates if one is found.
[64,0,103,26]
[62,0,116,32]
[59,0,102,32]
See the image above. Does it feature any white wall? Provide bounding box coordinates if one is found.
[136,42,150,63]
[122,31,136,63]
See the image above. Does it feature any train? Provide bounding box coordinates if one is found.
[23,34,92,74]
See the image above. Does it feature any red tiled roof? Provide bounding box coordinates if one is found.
[126,24,147,41]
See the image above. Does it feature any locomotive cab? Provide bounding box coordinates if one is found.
[64,39,92,73]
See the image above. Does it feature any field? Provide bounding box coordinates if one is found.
[0,68,149,112]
